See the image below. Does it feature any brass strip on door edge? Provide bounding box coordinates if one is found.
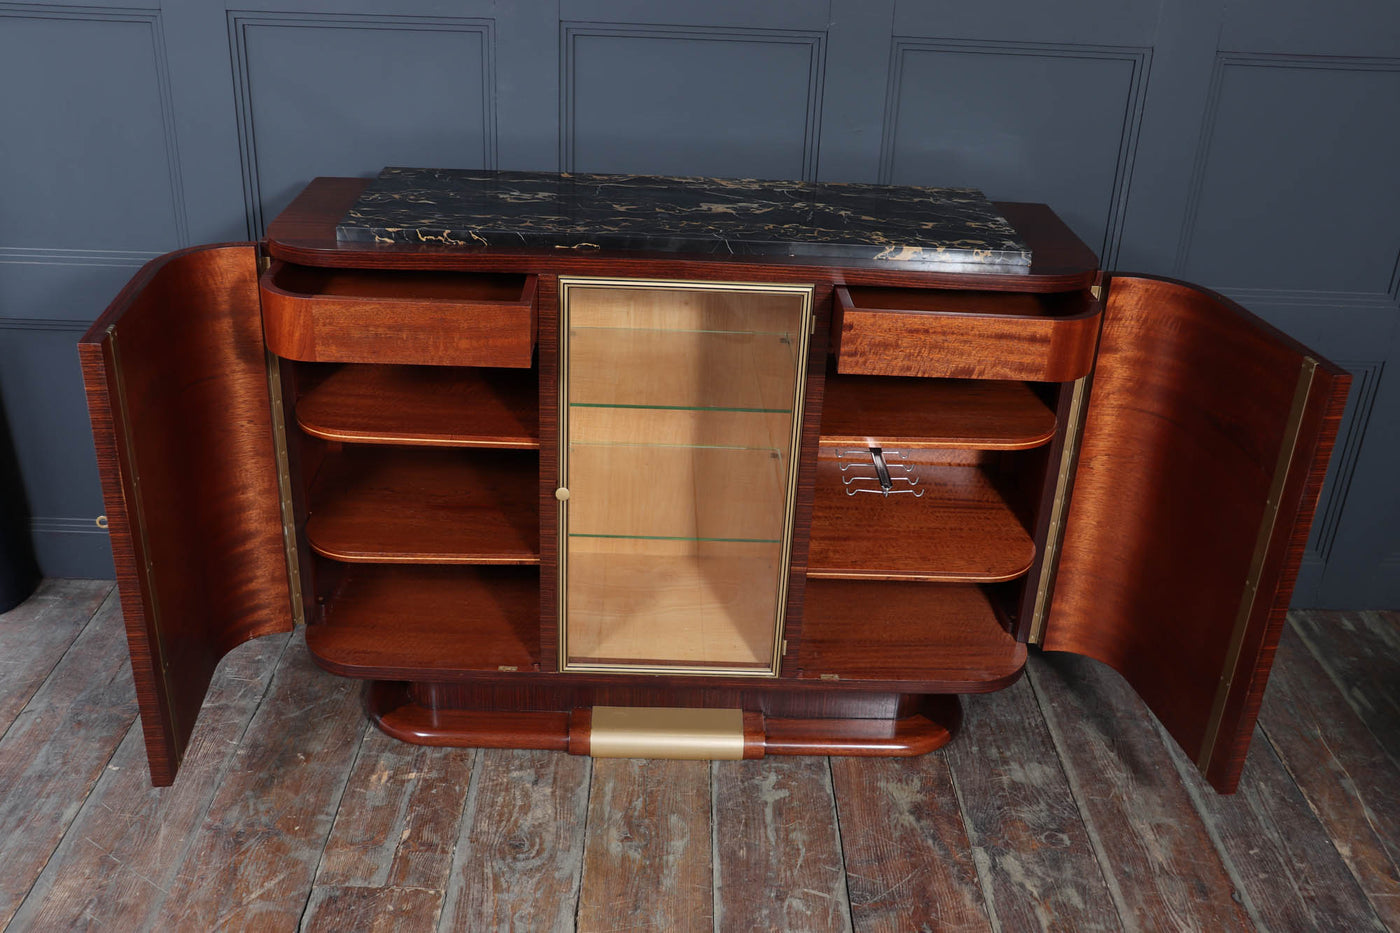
[1028,374,1091,644]
[1196,356,1317,773]
[265,350,306,627]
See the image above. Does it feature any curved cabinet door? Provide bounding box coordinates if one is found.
[79,244,292,786]
[1044,274,1349,793]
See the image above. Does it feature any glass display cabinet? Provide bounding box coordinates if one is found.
[558,278,813,675]
[80,170,1347,794]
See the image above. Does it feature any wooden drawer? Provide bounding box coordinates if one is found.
[833,286,1100,382]
[260,262,538,367]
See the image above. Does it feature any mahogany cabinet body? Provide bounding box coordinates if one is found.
[79,179,1348,791]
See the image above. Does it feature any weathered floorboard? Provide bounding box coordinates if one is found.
[438,748,591,932]
[301,885,444,932]
[1290,610,1400,769]
[0,591,136,928]
[1166,713,1386,933]
[831,754,990,933]
[943,676,1119,932]
[2,582,1397,933]
[576,758,713,932]
[8,630,290,931]
[713,756,852,933]
[1029,652,1253,932]
[0,579,111,736]
[1259,622,1400,930]
[148,632,366,931]
[315,727,476,890]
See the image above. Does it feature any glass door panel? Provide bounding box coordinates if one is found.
[558,278,813,675]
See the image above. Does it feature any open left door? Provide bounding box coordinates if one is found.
[1043,275,1348,793]
[80,244,293,785]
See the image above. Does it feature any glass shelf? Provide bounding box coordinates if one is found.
[566,443,788,544]
[568,326,797,413]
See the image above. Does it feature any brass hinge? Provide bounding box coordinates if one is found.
[265,352,306,626]
[1028,374,1092,644]
[1196,357,1317,773]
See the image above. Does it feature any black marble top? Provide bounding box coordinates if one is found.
[335,168,1030,272]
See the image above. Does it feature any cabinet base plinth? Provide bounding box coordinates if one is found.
[365,681,961,758]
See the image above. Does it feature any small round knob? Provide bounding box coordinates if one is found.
[555,487,571,502]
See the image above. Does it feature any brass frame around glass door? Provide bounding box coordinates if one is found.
[556,276,814,676]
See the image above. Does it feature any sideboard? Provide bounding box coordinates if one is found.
[79,170,1348,791]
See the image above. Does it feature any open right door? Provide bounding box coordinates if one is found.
[1043,274,1349,793]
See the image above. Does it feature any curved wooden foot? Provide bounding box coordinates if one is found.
[366,682,961,759]
[765,694,961,757]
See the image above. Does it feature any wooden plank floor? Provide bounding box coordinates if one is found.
[1,580,1396,932]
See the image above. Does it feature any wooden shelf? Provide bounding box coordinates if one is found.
[808,457,1035,582]
[800,580,1025,689]
[820,376,1056,450]
[307,565,540,678]
[307,446,539,564]
[297,364,538,448]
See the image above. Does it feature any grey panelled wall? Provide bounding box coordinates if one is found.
[0,0,1396,607]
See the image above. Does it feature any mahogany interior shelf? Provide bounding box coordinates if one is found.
[306,446,540,564]
[799,580,1025,689]
[820,375,1056,450]
[807,457,1035,582]
[296,364,539,448]
[307,565,541,678]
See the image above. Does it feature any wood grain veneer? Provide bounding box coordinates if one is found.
[295,363,538,448]
[820,375,1057,450]
[538,273,562,671]
[808,457,1036,582]
[260,262,538,367]
[306,446,539,564]
[1044,274,1349,794]
[78,244,292,786]
[307,565,540,678]
[833,285,1101,382]
[800,581,1025,690]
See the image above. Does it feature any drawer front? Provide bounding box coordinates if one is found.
[833,286,1100,382]
[261,263,538,367]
